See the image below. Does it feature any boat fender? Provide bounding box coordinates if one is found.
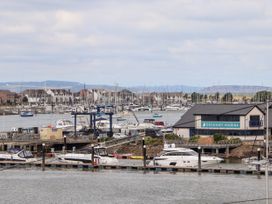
[94,158,99,165]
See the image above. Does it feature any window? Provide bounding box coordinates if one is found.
[195,129,265,136]
[202,115,239,122]
[163,151,197,156]
[249,115,262,127]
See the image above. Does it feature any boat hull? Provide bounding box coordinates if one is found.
[152,156,223,168]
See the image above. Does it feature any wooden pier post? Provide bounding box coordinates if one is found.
[42,143,45,171]
[143,145,147,168]
[91,144,95,166]
[142,137,146,168]
[63,135,67,152]
[257,148,261,173]
[198,146,201,172]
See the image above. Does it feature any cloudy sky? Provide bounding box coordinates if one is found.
[0,0,272,87]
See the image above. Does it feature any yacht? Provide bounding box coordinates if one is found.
[57,147,118,165]
[151,145,223,167]
[0,149,37,162]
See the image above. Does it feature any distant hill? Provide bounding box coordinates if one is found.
[127,85,201,93]
[0,81,271,94]
[0,81,117,92]
[0,81,202,93]
[200,85,272,93]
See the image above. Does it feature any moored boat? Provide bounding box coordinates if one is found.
[116,117,127,122]
[20,111,34,117]
[152,113,163,118]
[57,147,118,165]
[151,144,223,167]
[0,149,37,162]
[56,119,83,132]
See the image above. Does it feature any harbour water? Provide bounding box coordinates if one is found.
[0,110,270,203]
[0,169,271,204]
[0,111,184,132]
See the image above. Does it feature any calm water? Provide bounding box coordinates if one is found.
[0,169,271,204]
[0,111,184,132]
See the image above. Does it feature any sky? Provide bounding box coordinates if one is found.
[0,0,272,87]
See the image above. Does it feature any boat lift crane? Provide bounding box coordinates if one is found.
[128,109,139,126]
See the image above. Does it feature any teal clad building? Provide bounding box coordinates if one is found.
[173,104,270,141]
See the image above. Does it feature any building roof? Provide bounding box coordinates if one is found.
[192,104,262,116]
[173,105,198,128]
[173,104,266,129]
[257,104,272,128]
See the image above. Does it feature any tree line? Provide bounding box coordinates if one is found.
[190,90,272,103]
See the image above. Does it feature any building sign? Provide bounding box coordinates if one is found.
[201,121,240,129]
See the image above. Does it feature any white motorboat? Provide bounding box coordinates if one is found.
[164,105,183,111]
[244,157,272,171]
[0,149,37,162]
[151,145,223,167]
[56,119,83,132]
[57,147,118,165]
[113,133,127,139]
[95,118,123,131]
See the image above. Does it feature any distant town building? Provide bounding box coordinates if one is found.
[22,89,73,105]
[0,90,19,105]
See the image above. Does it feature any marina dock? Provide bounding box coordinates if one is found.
[0,160,270,176]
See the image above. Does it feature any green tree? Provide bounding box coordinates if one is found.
[191,92,202,103]
[22,96,28,104]
[183,93,188,100]
[222,92,233,103]
[213,133,227,143]
[204,94,208,103]
[252,91,272,102]
[215,92,220,103]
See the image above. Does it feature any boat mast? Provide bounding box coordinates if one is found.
[115,83,118,114]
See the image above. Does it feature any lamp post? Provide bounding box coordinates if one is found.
[265,100,269,204]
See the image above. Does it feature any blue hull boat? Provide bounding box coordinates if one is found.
[20,111,34,117]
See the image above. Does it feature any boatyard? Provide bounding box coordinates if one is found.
[0,104,270,175]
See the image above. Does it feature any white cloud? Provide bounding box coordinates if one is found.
[0,0,272,86]
[54,10,83,30]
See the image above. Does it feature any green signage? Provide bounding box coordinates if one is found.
[201,121,240,129]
